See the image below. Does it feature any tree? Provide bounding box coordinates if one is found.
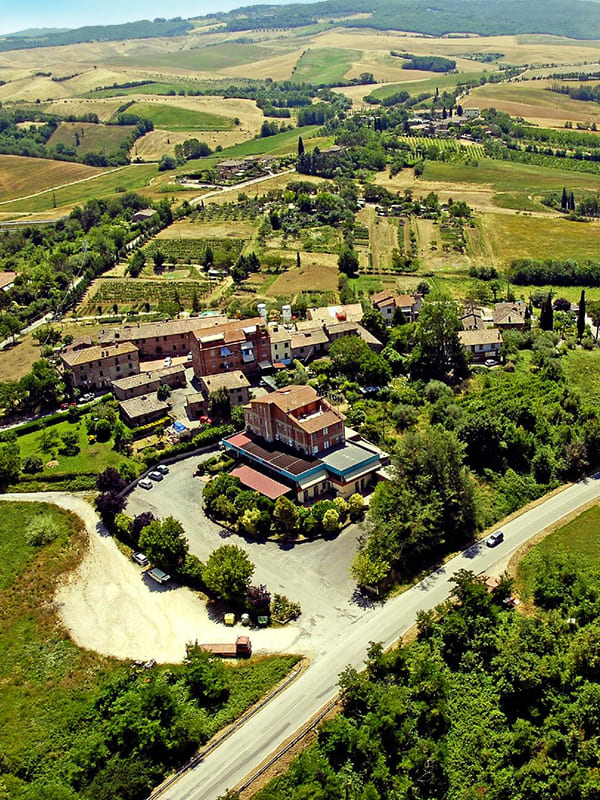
[351,550,390,587]
[273,496,299,535]
[152,250,166,271]
[202,545,254,603]
[59,430,80,456]
[297,136,305,156]
[138,516,188,573]
[348,493,366,520]
[409,295,469,384]
[296,251,301,269]
[131,511,155,544]
[0,441,20,487]
[561,186,568,211]
[361,307,389,344]
[577,289,586,340]
[338,244,359,277]
[539,292,554,332]
[158,154,176,171]
[246,584,271,615]
[322,508,340,534]
[97,467,127,493]
[128,249,145,278]
[95,492,126,526]
[208,388,230,421]
[329,336,391,387]
[157,384,171,401]
[183,643,229,705]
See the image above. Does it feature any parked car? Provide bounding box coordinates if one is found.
[79,393,94,404]
[163,356,172,367]
[138,478,153,490]
[131,552,149,567]
[156,464,169,475]
[148,567,171,585]
[484,358,498,368]
[486,530,504,548]
[186,352,193,362]
[148,470,164,481]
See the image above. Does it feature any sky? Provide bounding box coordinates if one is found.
[0,0,290,36]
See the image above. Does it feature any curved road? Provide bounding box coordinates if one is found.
[159,470,600,800]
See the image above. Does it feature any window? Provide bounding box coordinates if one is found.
[99,370,104,377]
[116,365,121,372]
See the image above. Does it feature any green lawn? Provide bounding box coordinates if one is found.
[517,503,600,600]
[371,71,485,100]
[563,348,600,406]
[293,48,360,84]
[14,415,139,488]
[1,163,157,214]
[127,102,234,132]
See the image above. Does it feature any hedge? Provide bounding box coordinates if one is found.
[141,423,234,467]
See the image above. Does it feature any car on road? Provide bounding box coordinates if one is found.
[148,470,164,482]
[147,566,171,585]
[486,530,504,547]
[155,464,169,475]
[163,356,172,367]
[78,393,95,404]
[484,358,498,368]
[138,478,153,490]
[131,552,149,567]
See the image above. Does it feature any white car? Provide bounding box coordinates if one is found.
[131,552,149,567]
[186,352,193,362]
[156,464,169,475]
[148,470,164,481]
[163,356,172,367]
[138,478,153,490]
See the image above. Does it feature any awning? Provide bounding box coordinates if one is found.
[230,465,291,500]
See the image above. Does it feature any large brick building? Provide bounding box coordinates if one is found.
[244,385,345,456]
[98,315,227,360]
[61,342,140,390]
[190,318,271,378]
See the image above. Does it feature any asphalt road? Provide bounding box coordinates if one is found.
[159,471,600,800]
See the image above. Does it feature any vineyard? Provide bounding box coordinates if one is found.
[143,238,245,267]
[85,279,213,313]
[402,137,485,157]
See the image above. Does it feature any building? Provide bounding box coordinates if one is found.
[61,342,140,390]
[460,308,485,331]
[306,304,364,324]
[119,394,169,427]
[98,315,227,360]
[222,385,384,502]
[371,290,422,323]
[190,318,271,378]
[132,208,158,224]
[324,320,383,352]
[459,329,503,362]
[111,364,186,401]
[269,326,292,366]
[0,271,16,292]
[199,370,251,408]
[290,327,330,362]
[493,302,527,330]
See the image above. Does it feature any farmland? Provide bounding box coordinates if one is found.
[264,253,340,298]
[83,278,214,314]
[125,102,235,132]
[47,121,136,156]
[143,237,245,266]
[0,155,107,204]
[292,47,361,84]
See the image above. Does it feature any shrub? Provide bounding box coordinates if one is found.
[95,419,112,442]
[25,514,60,546]
[22,456,44,474]
[271,593,301,624]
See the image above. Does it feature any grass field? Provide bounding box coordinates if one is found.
[469,81,600,126]
[292,48,360,84]
[482,213,600,266]
[516,503,600,600]
[156,220,256,240]
[265,253,339,298]
[45,97,128,122]
[1,163,157,214]
[0,155,106,204]
[563,348,600,407]
[111,43,289,73]
[48,121,136,156]
[126,102,234,132]
[370,71,485,100]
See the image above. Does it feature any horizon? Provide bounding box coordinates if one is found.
[0,0,304,37]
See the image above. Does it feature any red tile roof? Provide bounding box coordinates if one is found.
[230,465,290,500]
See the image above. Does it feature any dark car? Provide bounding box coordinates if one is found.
[486,530,504,548]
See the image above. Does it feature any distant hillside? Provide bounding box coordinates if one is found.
[5,27,71,37]
[0,17,193,52]
[220,0,600,39]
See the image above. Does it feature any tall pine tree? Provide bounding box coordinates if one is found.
[578,290,586,340]
[297,136,304,156]
[561,187,568,211]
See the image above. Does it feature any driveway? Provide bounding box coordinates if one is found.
[126,455,366,657]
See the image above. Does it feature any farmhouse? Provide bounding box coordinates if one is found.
[458,328,503,362]
[493,302,528,330]
[371,290,422,323]
[61,342,140,390]
[131,208,158,224]
[223,385,384,502]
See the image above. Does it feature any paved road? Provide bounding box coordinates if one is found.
[160,471,600,800]
[189,169,295,206]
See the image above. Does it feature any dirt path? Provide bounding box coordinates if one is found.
[2,492,299,663]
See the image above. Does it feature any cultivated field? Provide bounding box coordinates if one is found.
[44,97,131,121]
[127,101,233,132]
[265,253,340,297]
[155,220,256,240]
[293,48,361,84]
[0,155,107,203]
[48,122,135,156]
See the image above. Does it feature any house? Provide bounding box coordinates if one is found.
[131,208,158,224]
[269,326,292,365]
[216,159,248,180]
[111,364,186,401]
[61,342,140,390]
[493,302,527,330]
[460,308,485,331]
[290,327,330,362]
[223,385,383,502]
[119,394,169,427]
[324,321,383,353]
[371,290,422,324]
[0,271,16,292]
[199,370,250,408]
[98,315,227,360]
[463,107,480,119]
[459,329,503,362]
[190,318,271,378]
[306,304,364,324]
[66,335,95,351]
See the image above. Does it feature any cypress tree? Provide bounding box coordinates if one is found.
[570,191,576,211]
[297,136,304,156]
[296,251,301,269]
[577,290,586,340]
[561,187,568,210]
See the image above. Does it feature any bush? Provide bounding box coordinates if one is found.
[22,456,44,474]
[95,419,112,443]
[270,593,301,624]
[25,514,60,546]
